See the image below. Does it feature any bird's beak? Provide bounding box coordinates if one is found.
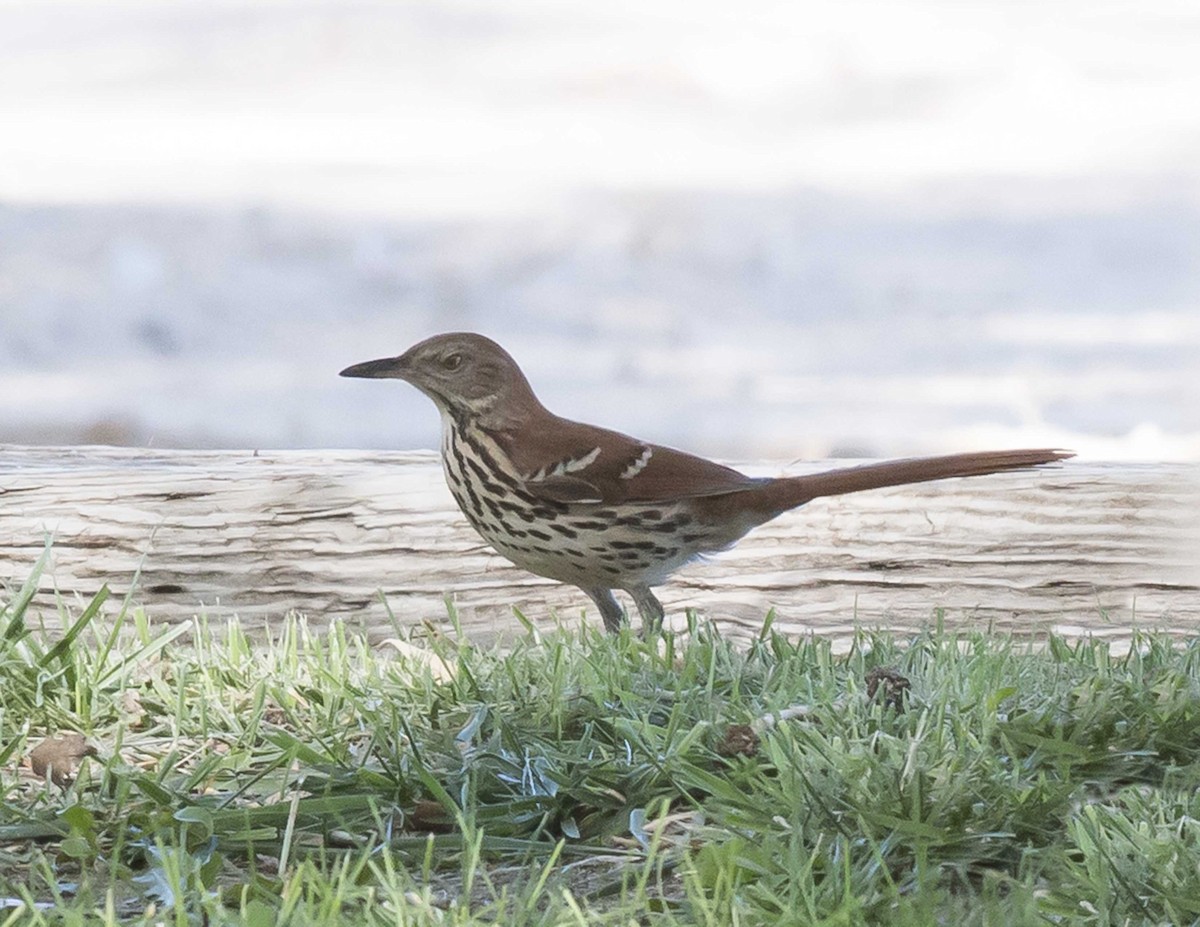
[339,356,409,380]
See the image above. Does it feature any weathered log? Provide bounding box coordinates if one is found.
[1,445,1196,643]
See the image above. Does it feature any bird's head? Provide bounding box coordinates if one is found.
[340,332,540,424]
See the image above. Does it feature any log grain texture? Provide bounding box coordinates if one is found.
[1,445,1197,643]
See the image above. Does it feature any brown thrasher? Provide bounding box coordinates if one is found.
[341,332,1072,632]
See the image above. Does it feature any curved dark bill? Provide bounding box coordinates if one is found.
[339,357,405,379]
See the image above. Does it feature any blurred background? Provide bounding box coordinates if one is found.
[2,0,1198,461]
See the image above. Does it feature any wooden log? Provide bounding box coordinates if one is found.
[1,445,1196,643]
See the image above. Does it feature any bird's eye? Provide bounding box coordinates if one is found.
[441,353,463,371]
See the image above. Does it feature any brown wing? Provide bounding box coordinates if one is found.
[499,414,762,506]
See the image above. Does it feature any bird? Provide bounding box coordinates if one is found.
[341,332,1072,633]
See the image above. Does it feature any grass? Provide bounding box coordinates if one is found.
[3,554,1200,925]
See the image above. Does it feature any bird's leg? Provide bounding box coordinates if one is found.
[584,587,627,633]
[629,585,665,635]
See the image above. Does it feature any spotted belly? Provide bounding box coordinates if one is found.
[439,424,727,589]
[462,494,711,588]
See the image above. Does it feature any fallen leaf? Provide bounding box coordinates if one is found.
[865,666,911,711]
[120,690,147,726]
[715,724,760,758]
[381,639,457,682]
[28,734,98,787]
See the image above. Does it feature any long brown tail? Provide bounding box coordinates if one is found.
[770,448,1074,511]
